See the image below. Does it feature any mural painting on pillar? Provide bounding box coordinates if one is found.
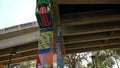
[35,0,63,68]
[35,0,54,68]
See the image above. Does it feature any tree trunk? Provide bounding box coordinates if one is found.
[108,61,112,68]
[95,57,99,68]
[71,62,76,68]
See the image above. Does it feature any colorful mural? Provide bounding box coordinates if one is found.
[35,0,63,68]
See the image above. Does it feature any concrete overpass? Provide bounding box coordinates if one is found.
[0,22,39,65]
[0,0,120,66]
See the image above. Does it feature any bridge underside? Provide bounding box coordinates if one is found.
[0,0,120,66]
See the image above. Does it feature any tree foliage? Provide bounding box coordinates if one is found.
[64,52,89,68]
[5,60,36,68]
[64,48,120,68]
[87,49,120,68]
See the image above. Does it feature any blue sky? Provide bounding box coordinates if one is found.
[0,0,36,29]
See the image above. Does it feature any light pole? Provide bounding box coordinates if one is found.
[7,49,16,68]
[7,53,12,68]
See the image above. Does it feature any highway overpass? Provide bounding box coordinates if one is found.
[0,0,120,66]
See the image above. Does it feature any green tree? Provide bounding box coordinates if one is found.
[7,60,36,68]
[109,49,120,68]
[64,53,89,68]
[87,49,119,68]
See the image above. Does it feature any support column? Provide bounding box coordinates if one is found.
[36,0,56,68]
[56,34,63,68]
[35,0,64,68]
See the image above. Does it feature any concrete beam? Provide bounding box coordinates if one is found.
[0,22,38,40]
[0,55,36,65]
[0,50,37,63]
[66,44,120,54]
[61,22,120,36]
[65,38,120,50]
[64,31,120,44]
[0,41,37,57]
[0,31,39,49]
[61,14,120,26]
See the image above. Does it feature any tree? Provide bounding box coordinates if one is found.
[86,48,120,68]
[109,49,120,68]
[5,60,36,68]
[64,52,89,68]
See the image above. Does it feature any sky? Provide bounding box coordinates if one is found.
[0,0,36,29]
